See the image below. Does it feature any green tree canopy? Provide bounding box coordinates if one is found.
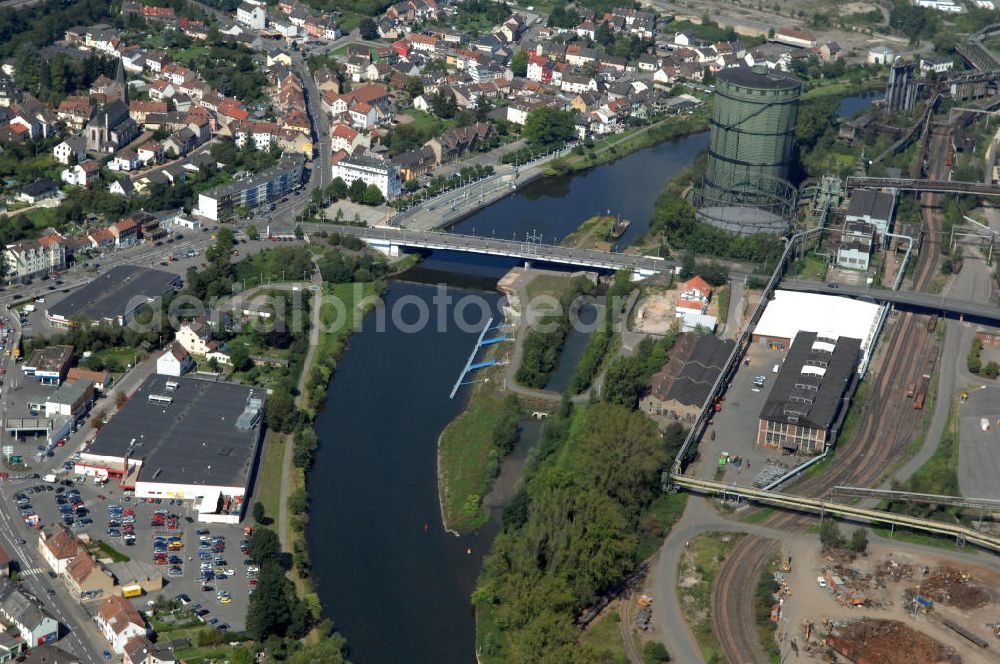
[524,107,576,146]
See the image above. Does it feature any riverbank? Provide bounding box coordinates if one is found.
[549,112,710,178]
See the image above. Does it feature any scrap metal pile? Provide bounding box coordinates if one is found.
[826,618,962,664]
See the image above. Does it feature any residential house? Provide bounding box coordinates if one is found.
[128,101,167,124]
[17,180,59,205]
[56,96,93,130]
[64,550,116,602]
[0,578,59,648]
[108,178,136,197]
[60,160,102,187]
[148,80,175,101]
[236,0,267,30]
[109,149,140,172]
[87,228,115,251]
[122,636,175,664]
[330,123,369,154]
[156,343,194,377]
[53,136,88,165]
[391,145,436,180]
[110,218,139,247]
[424,122,493,164]
[136,142,164,165]
[96,595,148,654]
[175,317,218,356]
[38,529,79,575]
[66,367,111,392]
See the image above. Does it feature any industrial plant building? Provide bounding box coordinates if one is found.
[77,374,265,524]
[699,65,801,235]
[756,331,861,454]
[641,334,735,428]
[752,290,881,370]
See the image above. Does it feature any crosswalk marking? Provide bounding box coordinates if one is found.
[19,567,44,577]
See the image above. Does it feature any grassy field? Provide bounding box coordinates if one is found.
[92,540,130,562]
[254,434,286,525]
[524,273,572,301]
[789,253,828,280]
[437,364,512,532]
[580,610,629,664]
[676,532,745,663]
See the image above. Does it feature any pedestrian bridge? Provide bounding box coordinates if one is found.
[780,278,1000,324]
[326,226,678,277]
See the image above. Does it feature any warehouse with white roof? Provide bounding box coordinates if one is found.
[752,290,881,370]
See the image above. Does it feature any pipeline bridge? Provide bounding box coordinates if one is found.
[310,225,679,276]
[671,475,1000,552]
[780,278,1000,324]
[845,176,1000,197]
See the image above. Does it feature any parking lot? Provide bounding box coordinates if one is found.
[3,468,256,631]
[694,340,819,488]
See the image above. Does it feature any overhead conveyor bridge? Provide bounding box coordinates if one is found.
[671,475,1000,553]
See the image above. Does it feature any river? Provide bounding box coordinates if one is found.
[306,91,878,664]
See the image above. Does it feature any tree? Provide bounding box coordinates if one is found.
[431,88,457,119]
[246,223,259,240]
[523,107,575,146]
[849,528,869,554]
[329,177,348,200]
[265,388,297,432]
[510,50,529,78]
[248,528,282,568]
[577,404,665,508]
[986,361,1000,379]
[362,183,385,206]
[246,563,293,640]
[348,177,367,202]
[475,94,491,123]
[359,17,378,40]
[819,518,844,549]
[403,75,423,99]
[252,501,266,525]
[229,344,251,372]
[643,641,671,663]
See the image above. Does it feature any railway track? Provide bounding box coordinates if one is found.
[709,128,949,663]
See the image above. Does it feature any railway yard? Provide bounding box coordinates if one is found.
[668,109,1000,663]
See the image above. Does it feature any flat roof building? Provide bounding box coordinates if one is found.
[23,345,75,385]
[752,290,881,369]
[46,265,180,327]
[845,188,895,237]
[79,375,265,524]
[195,153,304,222]
[757,331,860,454]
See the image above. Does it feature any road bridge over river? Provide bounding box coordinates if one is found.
[295,223,679,276]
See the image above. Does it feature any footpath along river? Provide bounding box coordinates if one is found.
[306,92,880,664]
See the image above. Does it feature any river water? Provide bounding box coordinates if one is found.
[306,92,879,664]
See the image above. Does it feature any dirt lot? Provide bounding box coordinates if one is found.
[776,537,1000,663]
[632,286,723,335]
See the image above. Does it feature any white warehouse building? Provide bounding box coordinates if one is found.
[76,374,265,524]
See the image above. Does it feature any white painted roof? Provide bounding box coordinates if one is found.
[755,291,881,352]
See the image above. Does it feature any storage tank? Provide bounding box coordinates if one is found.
[699,65,801,234]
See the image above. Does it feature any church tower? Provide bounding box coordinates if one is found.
[110,58,128,105]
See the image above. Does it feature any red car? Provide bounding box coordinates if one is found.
[154,559,168,565]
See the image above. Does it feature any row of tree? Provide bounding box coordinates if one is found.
[515,276,594,388]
